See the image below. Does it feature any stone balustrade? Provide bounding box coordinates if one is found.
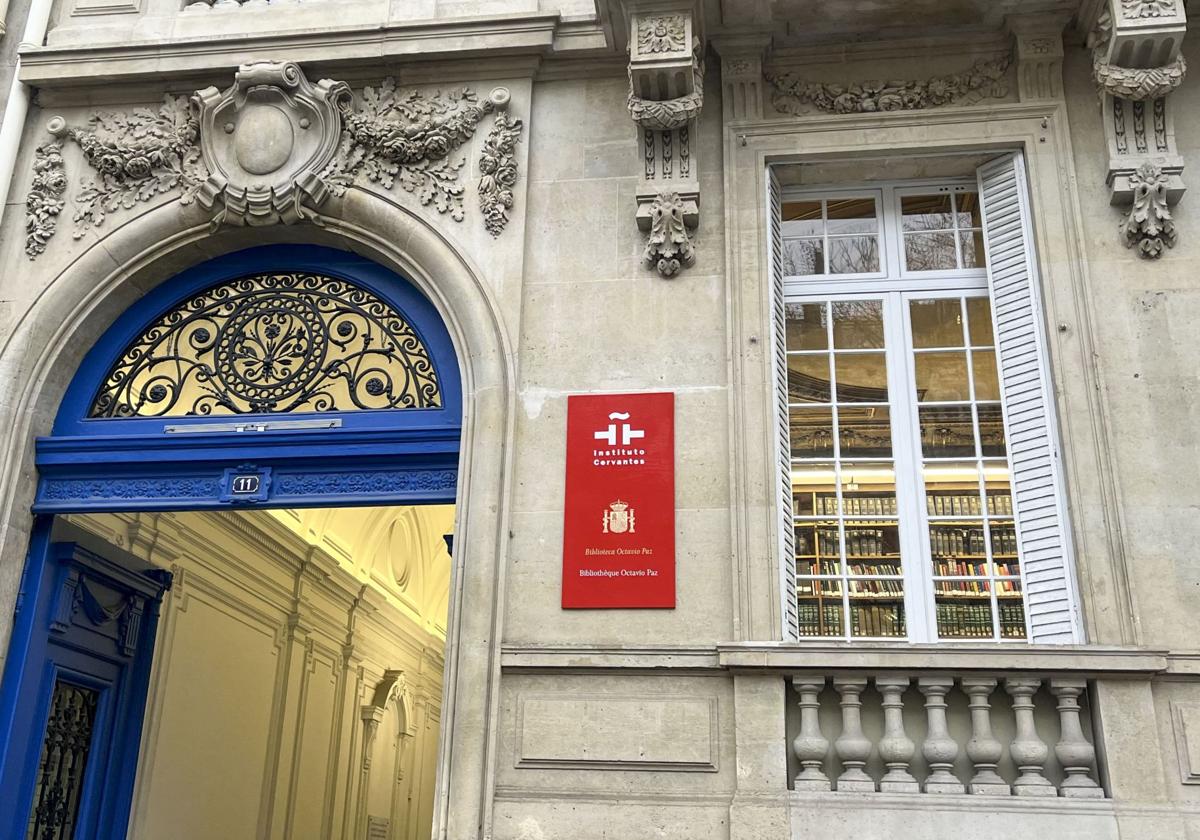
[789,674,1105,798]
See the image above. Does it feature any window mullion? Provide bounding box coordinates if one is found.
[888,291,934,642]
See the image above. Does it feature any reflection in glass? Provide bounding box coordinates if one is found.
[787,354,832,403]
[914,351,970,401]
[960,230,987,268]
[838,406,892,458]
[966,297,994,346]
[904,231,958,271]
[828,236,881,274]
[832,300,884,348]
[826,197,878,233]
[920,405,976,458]
[910,298,965,348]
[901,194,954,231]
[785,303,828,350]
[977,404,1007,456]
[955,191,983,227]
[789,407,835,458]
[835,352,889,401]
[972,351,1000,401]
[782,200,822,236]
[783,238,824,276]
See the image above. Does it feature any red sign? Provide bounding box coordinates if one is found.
[562,392,675,609]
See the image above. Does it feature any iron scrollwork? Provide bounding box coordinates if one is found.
[90,272,442,418]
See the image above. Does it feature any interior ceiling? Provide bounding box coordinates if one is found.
[726,0,1083,47]
[775,153,997,187]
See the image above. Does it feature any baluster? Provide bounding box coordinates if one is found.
[791,678,831,791]
[833,677,874,791]
[918,677,964,794]
[876,676,918,792]
[1004,678,1055,796]
[962,678,1008,794]
[1049,679,1104,798]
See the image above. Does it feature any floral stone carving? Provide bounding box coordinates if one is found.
[321,80,501,222]
[192,61,351,227]
[642,190,695,278]
[1123,0,1176,17]
[477,88,523,237]
[1121,162,1177,257]
[766,55,1012,115]
[25,142,67,258]
[24,96,206,258]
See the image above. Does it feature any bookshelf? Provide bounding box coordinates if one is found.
[795,488,1026,639]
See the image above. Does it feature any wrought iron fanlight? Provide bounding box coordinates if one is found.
[89,272,441,418]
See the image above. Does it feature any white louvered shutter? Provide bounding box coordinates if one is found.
[769,167,798,640]
[976,153,1083,644]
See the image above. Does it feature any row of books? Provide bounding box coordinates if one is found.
[934,578,1021,595]
[811,494,899,516]
[797,602,843,636]
[798,578,904,598]
[936,602,1026,638]
[930,526,1016,557]
[933,559,1019,577]
[797,528,893,557]
[851,604,906,637]
[928,492,1013,516]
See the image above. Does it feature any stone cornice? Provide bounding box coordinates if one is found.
[19,12,607,88]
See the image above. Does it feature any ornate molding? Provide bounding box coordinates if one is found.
[641,190,695,278]
[24,62,522,260]
[627,44,704,130]
[321,80,501,222]
[1121,162,1178,257]
[765,55,1012,115]
[1123,0,1177,16]
[636,14,686,54]
[477,88,523,237]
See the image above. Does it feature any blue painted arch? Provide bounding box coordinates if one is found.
[34,244,464,512]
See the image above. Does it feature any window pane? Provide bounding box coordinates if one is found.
[910,298,965,348]
[782,200,823,237]
[914,351,970,401]
[904,231,958,271]
[954,191,983,227]
[792,462,835,515]
[787,354,832,403]
[789,406,835,458]
[998,583,1027,639]
[924,462,984,517]
[901,194,954,230]
[844,523,902,572]
[832,300,884,348]
[850,590,906,637]
[785,302,828,351]
[966,297,995,346]
[798,592,844,637]
[828,236,880,274]
[972,350,1000,401]
[783,238,825,276]
[835,352,888,402]
[826,198,878,234]
[838,406,892,458]
[977,404,1007,456]
[920,405,976,458]
[960,229,987,268]
[935,580,994,639]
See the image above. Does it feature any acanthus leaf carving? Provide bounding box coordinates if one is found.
[1121,162,1177,257]
[627,43,705,130]
[1122,0,1176,18]
[637,14,687,54]
[320,80,498,223]
[477,88,523,237]
[1093,52,1186,100]
[765,54,1012,115]
[642,190,696,278]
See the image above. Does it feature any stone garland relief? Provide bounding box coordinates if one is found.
[24,61,522,260]
[1121,161,1178,257]
[765,55,1012,115]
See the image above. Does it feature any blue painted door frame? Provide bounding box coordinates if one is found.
[0,529,171,840]
[0,244,466,837]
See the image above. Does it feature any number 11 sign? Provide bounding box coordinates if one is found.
[561,392,675,609]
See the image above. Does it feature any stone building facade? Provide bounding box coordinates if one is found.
[0,1,1198,839]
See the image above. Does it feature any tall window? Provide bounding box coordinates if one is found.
[777,174,1075,643]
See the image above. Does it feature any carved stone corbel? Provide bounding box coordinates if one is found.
[1009,14,1071,102]
[1087,0,1187,257]
[623,1,703,278]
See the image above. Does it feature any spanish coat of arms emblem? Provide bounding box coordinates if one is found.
[602,500,635,534]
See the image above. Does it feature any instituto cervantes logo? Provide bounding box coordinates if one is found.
[602,500,636,534]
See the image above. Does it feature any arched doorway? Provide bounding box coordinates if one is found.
[0,244,467,839]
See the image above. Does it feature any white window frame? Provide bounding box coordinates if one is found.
[779,188,887,282]
[783,176,1054,644]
